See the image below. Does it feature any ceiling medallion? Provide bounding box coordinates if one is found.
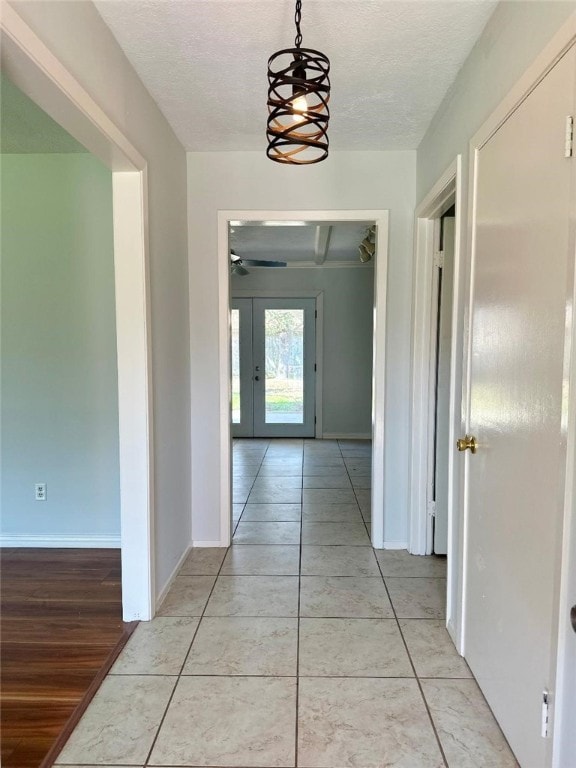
[266,0,331,165]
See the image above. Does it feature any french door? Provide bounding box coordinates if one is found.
[231,298,316,438]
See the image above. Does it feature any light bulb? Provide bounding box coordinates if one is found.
[292,95,308,123]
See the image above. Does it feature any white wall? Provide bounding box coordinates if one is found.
[418,1,576,200]
[1,153,119,544]
[188,150,416,545]
[417,0,576,655]
[9,0,191,596]
[232,265,375,436]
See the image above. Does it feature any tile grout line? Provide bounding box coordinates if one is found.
[339,439,372,541]
[233,444,267,533]
[143,514,233,766]
[373,554,450,768]
[294,441,306,768]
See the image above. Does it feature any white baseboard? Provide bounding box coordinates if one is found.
[0,534,121,548]
[380,541,409,550]
[192,540,228,548]
[322,432,372,440]
[155,543,192,614]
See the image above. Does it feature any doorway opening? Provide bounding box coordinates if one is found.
[409,158,463,648]
[218,210,389,549]
[1,5,154,622]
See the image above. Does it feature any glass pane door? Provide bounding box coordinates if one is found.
[231,308,241,425]
[253,298,316,438]
[230,299,253,438]
[264,308,305,424]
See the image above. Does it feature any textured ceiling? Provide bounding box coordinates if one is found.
[231,222,374,263]
[1,74,87,154]
[95,0,496,152]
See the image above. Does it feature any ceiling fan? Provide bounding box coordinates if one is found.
[230,250,287,276]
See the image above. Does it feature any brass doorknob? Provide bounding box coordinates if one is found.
[457,435,477,454]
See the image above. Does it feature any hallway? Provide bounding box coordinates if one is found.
[55,439,517,767]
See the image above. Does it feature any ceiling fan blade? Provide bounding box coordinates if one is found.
[240,259,287,268]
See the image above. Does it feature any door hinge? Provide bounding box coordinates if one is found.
[565,116,573,158]
[315,310,318,319]
[427,500,436,518]
[314,416,317,424]
[314,363,317,372]
[541,690,550,738]
[433,251,445,269]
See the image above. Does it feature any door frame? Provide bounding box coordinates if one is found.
[230,289,324,439]
[1,6,155,620]
[464,14,576,764]
[232,290,324,439]
[409,157,463,646]
[218,210,389,549]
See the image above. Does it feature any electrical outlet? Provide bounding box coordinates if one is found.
[35,483,47,501]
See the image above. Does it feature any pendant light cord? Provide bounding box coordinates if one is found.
[294,0,303,48]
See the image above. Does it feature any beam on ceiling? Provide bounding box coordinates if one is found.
[314,225,332,265]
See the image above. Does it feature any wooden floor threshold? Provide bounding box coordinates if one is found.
[38,620,138,768]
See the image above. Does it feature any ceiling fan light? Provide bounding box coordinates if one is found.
[359,243,372,263]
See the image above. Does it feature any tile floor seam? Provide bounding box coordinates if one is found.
[340,439,371,544]
[295,444,304,768]
[374,552,450,768]
[143,536,231,767]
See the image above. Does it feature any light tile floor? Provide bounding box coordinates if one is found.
[56,438,519,768]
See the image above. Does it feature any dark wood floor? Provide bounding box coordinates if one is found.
[1,548,134,768]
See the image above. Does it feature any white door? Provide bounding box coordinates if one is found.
[231,298,316,438]
[464,47,576,767]
[433,216,455,555]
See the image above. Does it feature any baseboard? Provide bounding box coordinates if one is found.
[0,534,121,548]
[381,541,409,550]
[192,539,228,547]
[155,543,192,614]
[322,433,372,440]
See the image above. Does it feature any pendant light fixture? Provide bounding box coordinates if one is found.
[266,0,330,165]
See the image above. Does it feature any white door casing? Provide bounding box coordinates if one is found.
[0,5,154,620]
[218,210,389,549]
[409,159,463,646]
[464,45,576,767]
[433,217,455,556]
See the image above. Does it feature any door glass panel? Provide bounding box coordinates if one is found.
[264,309,304,424]
[231,309,241,424]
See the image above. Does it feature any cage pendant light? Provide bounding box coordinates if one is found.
[266,0,330,165]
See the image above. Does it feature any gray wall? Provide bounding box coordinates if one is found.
[233,265,375,436]
[11,0,192,595]
[416,0,576,650]
[188,150,416,546]
[418,0,576,199]
[1,153,120,542]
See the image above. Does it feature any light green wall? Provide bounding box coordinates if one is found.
[233,265,375,436]
[1,154,120,541]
